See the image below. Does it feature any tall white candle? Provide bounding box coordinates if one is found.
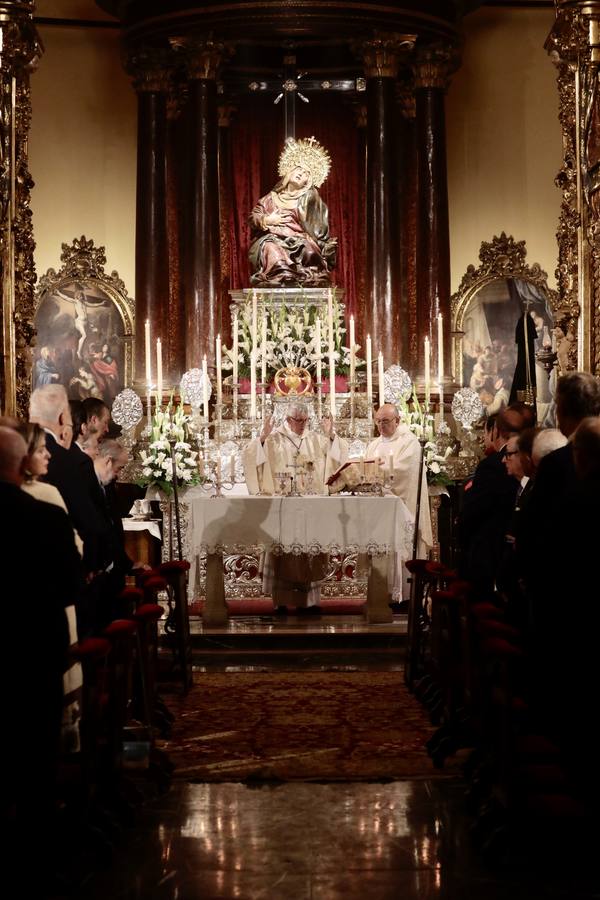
[378,351,385,407]
[261,315,267,385]
[349,315,356,384]
[251,290,258,352]
[250,349,257,419]
[156,338,163,404]
[232,312,239,385]
[437,313,444,384]
[145,319,152,387]
[202,354,209,419]
[329,351,336,417]
[216,334,222,406]
[424,336,431,404]
[315,317,322,385]
[327,288,334,355]
[366,334,373,409]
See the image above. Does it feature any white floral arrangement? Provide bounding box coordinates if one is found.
[222,292,364,380]
[398,393,454,486]
[137,403,203,495]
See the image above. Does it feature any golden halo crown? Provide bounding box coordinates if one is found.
[277,136,331,188]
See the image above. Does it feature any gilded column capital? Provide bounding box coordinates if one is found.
[169,37,234,81]
[413,44,461,91]
[355,33,416,79]
[125,47,173,93]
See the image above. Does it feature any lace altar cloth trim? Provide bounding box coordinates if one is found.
[194,539,409,557]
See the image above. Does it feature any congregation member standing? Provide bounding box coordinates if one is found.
[458,407,525,597]
[0,426,82,886]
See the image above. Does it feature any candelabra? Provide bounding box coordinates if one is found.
[206,458,235,498]
[347,378,359,436]
[144,384,155,435]
[310,380,320,420]
[232,380,239,435]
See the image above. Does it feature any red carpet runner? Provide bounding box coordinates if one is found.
[189,598,366,616]
[160,671,449,782]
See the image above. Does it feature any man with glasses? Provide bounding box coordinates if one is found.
[365,403,433,604]
[242,401,348,612]
[243,401,346,496]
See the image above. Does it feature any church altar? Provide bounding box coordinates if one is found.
[185,492,414,626]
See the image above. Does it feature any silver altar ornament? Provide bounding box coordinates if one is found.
[348,439,367,459]
[220,440,243,483]
[181,368,212,409]
[111,388,143,432]
[384,365,412,404]
[451,388,484,429]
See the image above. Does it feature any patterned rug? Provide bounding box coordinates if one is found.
[160,671,448,782]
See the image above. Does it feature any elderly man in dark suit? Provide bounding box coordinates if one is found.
[30,385,113,633]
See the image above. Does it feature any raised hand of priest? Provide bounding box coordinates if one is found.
[260,415,275,444]
[321,415,335,440]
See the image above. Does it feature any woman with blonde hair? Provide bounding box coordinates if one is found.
[17,421,83,555]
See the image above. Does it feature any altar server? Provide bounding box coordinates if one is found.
[366,403,433,601]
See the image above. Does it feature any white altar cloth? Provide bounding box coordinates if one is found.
[185,493,414,625]
[187,494,413,557]
[122,518,162,542]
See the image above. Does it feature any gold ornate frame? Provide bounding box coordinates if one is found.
[34,236,135,400]
[450,233,566,387]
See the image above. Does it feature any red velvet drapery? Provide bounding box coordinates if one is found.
[225,95,365,327]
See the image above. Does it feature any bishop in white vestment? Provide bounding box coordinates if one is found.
[366,403,433,600]
[242,402,348,609]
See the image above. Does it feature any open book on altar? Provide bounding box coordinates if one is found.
[327,459,385,493]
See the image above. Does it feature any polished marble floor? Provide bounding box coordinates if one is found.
[75,779,598,900]
[188,614,408,636]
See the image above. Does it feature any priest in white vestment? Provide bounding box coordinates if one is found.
[366,403,433,601]
[242,401,348,610]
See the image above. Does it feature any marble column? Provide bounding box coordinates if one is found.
[218,104,237,348]
[127,50,171,391]
[396,81,418,375]
[413,45,459,383]
[359,35,415,369]
[172,39,232,370]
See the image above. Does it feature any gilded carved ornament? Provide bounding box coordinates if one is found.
[546,4,600,371]
[412,43,461,92]
[451,234,565,385]
[35,236,135,400]
[356,34,416,80]
[125,47,173,93]
[169,37,234,81]
[1,5,41,417]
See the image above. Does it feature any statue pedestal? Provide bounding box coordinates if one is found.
[230,286,345,312]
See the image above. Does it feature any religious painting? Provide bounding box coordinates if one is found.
[34,236,135,408]
[451,234,560,422]
[461,277,554,415]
